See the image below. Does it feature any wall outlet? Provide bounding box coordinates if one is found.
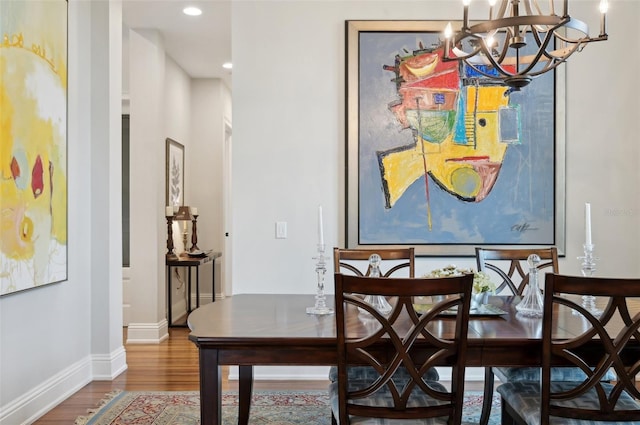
[276,221,287,239]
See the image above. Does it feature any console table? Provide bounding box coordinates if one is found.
[166,251,222,327]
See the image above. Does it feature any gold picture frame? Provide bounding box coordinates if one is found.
[345,20,566,256]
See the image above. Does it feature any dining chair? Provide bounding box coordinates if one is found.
[330,273,474,425]
[475,247,559,296]
[474,247,560,425]
[329,247,442,384]
[333,247,415,277]
[476,248,618,425]
[497,273,640,425]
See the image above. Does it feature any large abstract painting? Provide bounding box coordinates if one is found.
[0,1,68,295]
[346,21,565,256]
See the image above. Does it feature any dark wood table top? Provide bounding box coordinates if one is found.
[166,250,221,266]
[188,294,624,367]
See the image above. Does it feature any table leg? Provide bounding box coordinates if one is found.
[167,265,172,326]
[196,264,200,308]
[188,266,192,313]
[211,258,222,303]
[238,366,254,425]
[199,347,222,425]
[212,259,216,303]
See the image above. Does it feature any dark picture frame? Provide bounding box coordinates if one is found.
[345,20,566,256]
[166,138,185,207]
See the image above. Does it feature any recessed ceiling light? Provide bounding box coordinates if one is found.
[183,6,202,16]
[222,62,232,70]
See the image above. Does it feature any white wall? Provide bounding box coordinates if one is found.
[126,27,168,342]
[232,0,640,296]
[231,0,639,380]
[190,79,232,299]
[0,1,125,423]
[125,28,231,339]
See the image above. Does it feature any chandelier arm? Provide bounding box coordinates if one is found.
[478,46,508,74]
[469,49,525,79]
[525,0,553,19]
[495,0,509,20]
[466,15,564,35]
[517,27,562,70]
[554,32,606,46]
[530,27,555,58]
[518,58,568,78]
[459,62,512,81]
[462,40,571,80]
[455,44,579,68]
[562,16,590,38]
[529,16,573,44]
[446,31,494,64]
[525,0,539,16]
[492,26,515,65]
[446,44,484,63]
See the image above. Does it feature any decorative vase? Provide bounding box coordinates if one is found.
[471,292,489,309]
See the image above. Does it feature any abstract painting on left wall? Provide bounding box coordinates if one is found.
[1,1,68,296]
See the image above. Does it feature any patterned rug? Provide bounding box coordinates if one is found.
[75,389,501,425]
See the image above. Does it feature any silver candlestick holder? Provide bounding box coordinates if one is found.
[306,244,334,315]
[578,243,602,316]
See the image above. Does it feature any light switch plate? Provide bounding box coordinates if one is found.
[276,221,287,239]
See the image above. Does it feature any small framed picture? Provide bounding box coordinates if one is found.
[166,138,185,207]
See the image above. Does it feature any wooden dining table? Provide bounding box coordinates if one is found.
[187,293,639,425]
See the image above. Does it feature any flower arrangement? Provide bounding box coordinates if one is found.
[423,265,495,294]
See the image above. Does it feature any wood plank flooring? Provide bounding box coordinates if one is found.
[32,327,486,424]
[32,327,329,424]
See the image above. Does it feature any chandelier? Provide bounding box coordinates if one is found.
[443,0,609,89]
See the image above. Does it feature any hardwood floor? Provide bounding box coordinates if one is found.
[33,327,329,424]
[33,327,487,424]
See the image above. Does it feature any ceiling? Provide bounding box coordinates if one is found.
[122,0,232,87]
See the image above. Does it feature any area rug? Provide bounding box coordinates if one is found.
[75,389,501,425]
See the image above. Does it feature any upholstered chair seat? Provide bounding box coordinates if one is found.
[328,365,440,384]
[493,366,616,383]
[330,379,452,425]
[497,381,640,425]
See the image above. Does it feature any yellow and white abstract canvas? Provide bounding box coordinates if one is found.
[1,1,68,295]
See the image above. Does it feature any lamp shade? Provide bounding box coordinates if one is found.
[173,206,193,221]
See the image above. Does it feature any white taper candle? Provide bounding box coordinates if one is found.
[318,206,324,246]
[585,203,592,246]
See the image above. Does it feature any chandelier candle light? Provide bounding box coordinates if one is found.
[307,206,333,315]
[443,0,609,89]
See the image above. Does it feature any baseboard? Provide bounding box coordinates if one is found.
[227,366,487,382]
[126,320,169,344]
[0,356,92,425]
[191,292,213,306]
[0,343,130,425]
[228,366,332,381]
[91,346,128,380]
[436,367,485,381]
[122,267,131,325]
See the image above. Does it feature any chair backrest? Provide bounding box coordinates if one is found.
[541,274,640,424]
[475,247,559,295]
[334,247,415,277]
[334,273,473,425]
